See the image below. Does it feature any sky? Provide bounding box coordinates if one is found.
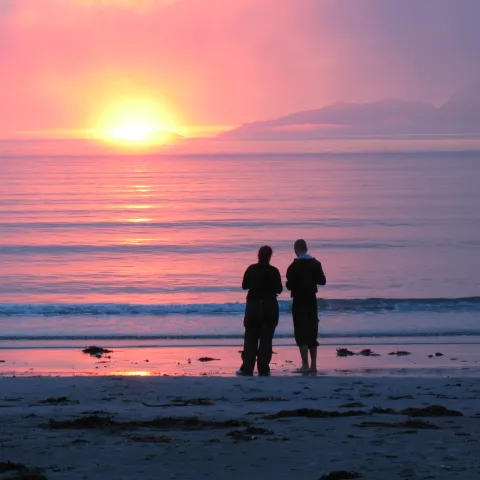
[0,0,479,138]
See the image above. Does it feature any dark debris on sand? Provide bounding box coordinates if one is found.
[0,462,27,474]
[38,397,79,405]
[339,402,366,408]
[82,346,112,357]
[337,348,356,357]
[387,395,414,400]
[127,434,172,443]
[388,350,411,356]
[337,348,380,357]
[401,405,463,417]
[358,349,381,357]
[265,408,367,420]
[371,404,463,417]
[227,426,274,441]
[357,419,440,429]
[142,398,214,407]
[197,357,220,362]
[0,464,48,480]
[319,471,362,480]
[46,415,250,431]
[246,397,288,403]
[47,415,115,429]
[4,472,48,480]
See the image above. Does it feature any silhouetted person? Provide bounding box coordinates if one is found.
[286,239,326,373]
[238,246,283,376]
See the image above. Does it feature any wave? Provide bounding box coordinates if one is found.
[1,297,479,317]
[2,331,480,342]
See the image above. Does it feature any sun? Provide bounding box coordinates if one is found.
[94,97,179,146]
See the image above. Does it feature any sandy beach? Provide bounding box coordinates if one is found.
[1,361,480,479]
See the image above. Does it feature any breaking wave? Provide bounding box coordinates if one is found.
[1,297,479,317]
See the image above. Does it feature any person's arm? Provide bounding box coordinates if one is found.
[274,268,283,295]
[316,260,327,286]
[285,263,294,291]
[242,265,252,291]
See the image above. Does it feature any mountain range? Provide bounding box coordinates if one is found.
[218,84,480,140]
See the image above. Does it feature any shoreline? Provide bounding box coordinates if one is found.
[1,342,480,378]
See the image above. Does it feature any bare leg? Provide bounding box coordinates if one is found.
[309,345,317,372]
[294,345,311,373]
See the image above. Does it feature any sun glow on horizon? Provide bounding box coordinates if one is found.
[94,97,179,146]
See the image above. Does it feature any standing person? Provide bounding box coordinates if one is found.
[238,246,283,376]
[286,239,326,373]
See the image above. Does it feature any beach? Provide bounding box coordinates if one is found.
[1,341,480,479]
[1,372,480,480]
[1,146,480,479]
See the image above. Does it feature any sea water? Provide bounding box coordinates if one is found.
[1,149,479,345]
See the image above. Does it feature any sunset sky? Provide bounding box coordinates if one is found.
[0,0,479,139]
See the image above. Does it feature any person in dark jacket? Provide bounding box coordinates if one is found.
[286,239,326,373]
[238,245,283,376]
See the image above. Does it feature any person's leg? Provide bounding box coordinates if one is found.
[293,298,311,372]
[241,326,260,375]
[257,300,278,375]
[307,299,320,372]
[257,324,275,375]
[297,344,310,370]
[239,301,260,375]
[309,345,318,372]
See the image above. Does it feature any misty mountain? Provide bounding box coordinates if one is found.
[218,85,480,140]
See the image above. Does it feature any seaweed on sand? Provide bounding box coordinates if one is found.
[48,415,116,429]
[142,398,214,407]
[319,471,362,480]
[337,348,380,357]
[0,465,48,480]
[4,471,48,480]
[387,395,414,400]
[371,405,463,417]
[46,415,249,430]
[227,427,274,442]
[197,357,220,362]
[357,419,440,429]
[246,397,288,403]
[400,405,463,417]
[127,435,172,443]
[82,346,112,357]
[0,462,27,473]
[358,349,380,357]
[38,397,79,405]
[336,348,356,357]
[388,350,411,356]
[265,408,367,420]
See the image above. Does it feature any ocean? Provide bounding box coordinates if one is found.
[1,149,480,345]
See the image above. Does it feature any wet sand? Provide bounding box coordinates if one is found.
[1,342,480,377]
[1,375,480,479]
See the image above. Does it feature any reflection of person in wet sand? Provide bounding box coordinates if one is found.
[237,246,283,376]
[286,239,326,373]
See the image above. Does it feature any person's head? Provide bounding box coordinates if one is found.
[258,245,273,264]
[294,239,308,257]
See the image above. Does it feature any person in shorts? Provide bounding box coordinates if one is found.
[286,239,326,373]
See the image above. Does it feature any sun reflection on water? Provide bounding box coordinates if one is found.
[113,371,152,377]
